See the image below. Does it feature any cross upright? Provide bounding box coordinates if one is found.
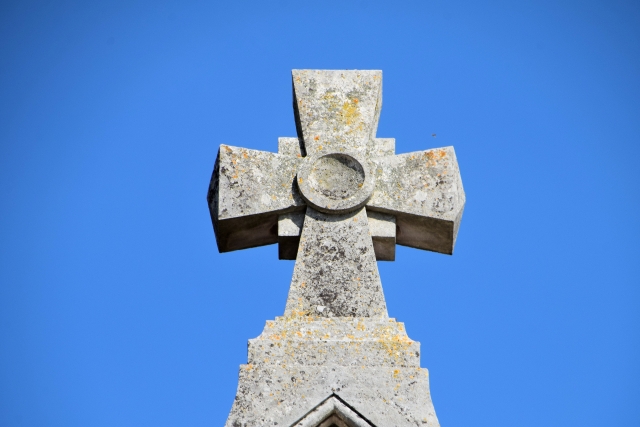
[208,69,466,427]
[207,69,465,318]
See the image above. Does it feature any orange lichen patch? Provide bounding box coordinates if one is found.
[314,136,320,141]
[438,149,447,158]
[223,145,232,152]
[242,152,248,159]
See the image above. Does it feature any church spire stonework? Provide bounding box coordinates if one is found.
[207,70,465,427]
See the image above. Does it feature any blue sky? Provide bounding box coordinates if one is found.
[1,1,638,426]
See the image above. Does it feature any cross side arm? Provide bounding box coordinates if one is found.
[207,144,304,252]
[367,146,465,255]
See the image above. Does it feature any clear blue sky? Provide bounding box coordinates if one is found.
[1,1,638,426]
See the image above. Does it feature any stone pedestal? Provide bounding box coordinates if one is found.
[225,316,439,427]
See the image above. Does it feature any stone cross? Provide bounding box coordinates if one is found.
[207,70,466,427]
[208,69,465,319]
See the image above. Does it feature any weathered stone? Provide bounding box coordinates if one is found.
[278,211,306,260]
[278,136,307,158]
[368,137,395,158]
[207,70,466,427]
[275,135,398,261]
[292,70,382,156]
[248,316,420,368]
[207,145,304,252]
[367,210,396,261]
[226,317,437,427]
[297,151,375,215]
[278,209,395,261]
[284,207,387,318]
[369,147,465,254]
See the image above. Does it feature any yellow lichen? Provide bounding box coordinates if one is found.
[340,99,360,126]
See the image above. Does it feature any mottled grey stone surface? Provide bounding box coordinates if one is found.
[207,145,304,252]
[297,152,375,214]
[369,147,465,254]
[292,70,382,156]
[367,210,396,261]
[284,207,386,318]
[278,211,306,260]
[226,316,438,427]
[207,70,466,427]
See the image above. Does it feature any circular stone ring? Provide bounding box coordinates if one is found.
[296,151,375,214]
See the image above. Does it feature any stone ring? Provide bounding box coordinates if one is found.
[296,151,375,214]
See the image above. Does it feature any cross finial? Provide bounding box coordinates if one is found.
[207,70,465,318]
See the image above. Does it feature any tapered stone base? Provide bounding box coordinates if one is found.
[224,316,440,427]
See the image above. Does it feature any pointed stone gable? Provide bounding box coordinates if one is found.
[290,395,374,427]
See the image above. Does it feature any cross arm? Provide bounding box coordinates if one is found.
[367,146,465,255]
[207,144,304,252]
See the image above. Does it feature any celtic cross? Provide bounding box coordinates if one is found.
[207,69,465,318]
